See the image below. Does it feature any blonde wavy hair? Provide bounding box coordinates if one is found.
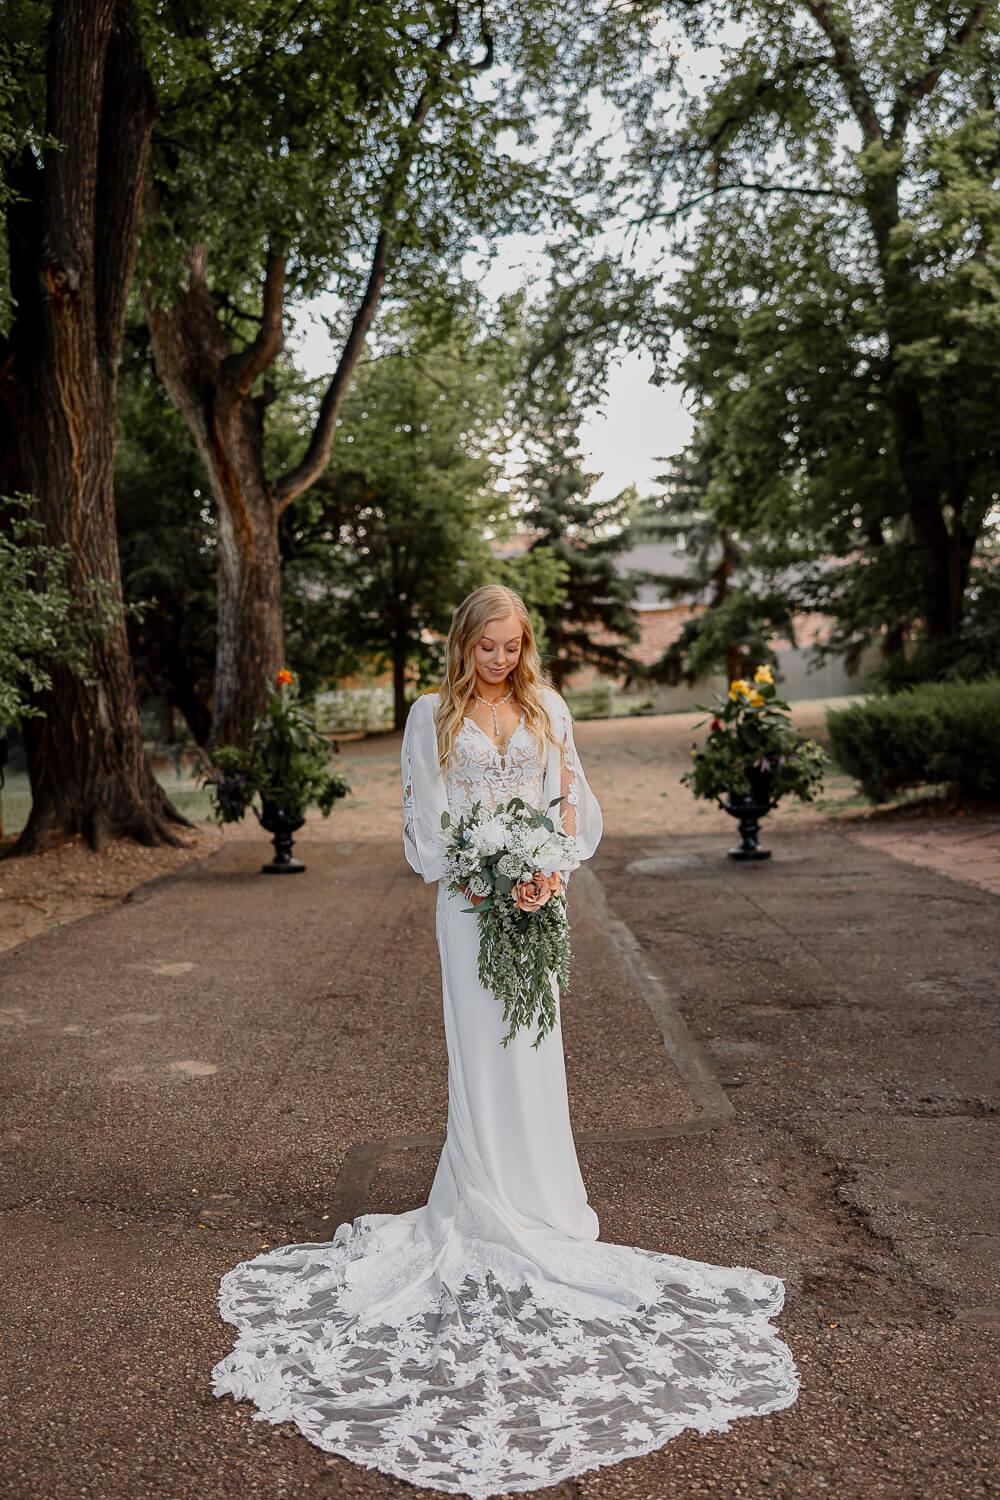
[431,585,566,775]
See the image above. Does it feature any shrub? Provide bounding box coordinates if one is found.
[826,678,1000,802]
[314,687,396,733]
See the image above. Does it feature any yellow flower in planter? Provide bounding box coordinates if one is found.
[753,664,774,686]
[729,678,751,701]
[748,689,765,706]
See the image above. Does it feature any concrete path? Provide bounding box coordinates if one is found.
[0,826,997,1499]
[847,814,1000,899]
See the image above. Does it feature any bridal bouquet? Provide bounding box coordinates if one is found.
[441,796,579,1049]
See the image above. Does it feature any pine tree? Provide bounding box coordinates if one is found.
[631,449,793,686]
[518,425,641,692]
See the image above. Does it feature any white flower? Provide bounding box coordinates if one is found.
[558,835,580,864]
[523,824,549,854]
[533,833,565,865]
[472,817,506,855]
[505,827,531,860]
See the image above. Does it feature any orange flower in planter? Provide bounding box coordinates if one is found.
[277,668,294,686]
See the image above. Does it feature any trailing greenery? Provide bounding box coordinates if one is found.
[683,665,828,804]
[476,884,569,1051]
[201,670,350,824]
[826,679,1000,802]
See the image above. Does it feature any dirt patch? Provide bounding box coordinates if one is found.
[0,824,223,956]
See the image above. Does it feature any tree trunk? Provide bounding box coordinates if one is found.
[392,637,408,733]
[0,0,189,854]
[145,248,284,747]
[867,176,967,641]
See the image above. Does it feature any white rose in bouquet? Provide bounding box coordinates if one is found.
[545,834,579,869]
[529,831,564,867]
[473,818,507,856]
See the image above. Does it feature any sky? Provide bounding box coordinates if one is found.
[289,285,695,505]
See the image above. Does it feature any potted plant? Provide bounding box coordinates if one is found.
[200,669,351,873]
[682,665,827,860]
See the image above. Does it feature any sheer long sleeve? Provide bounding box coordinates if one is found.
[401,694,450,883]
[544,689,603,870]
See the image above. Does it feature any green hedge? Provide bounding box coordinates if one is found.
[826,678,1000,802]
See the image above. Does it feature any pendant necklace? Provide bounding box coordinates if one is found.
[474,684,514,738]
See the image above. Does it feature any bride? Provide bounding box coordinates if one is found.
[212,584,799,1497]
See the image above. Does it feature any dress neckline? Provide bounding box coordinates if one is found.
[462,711,526,758]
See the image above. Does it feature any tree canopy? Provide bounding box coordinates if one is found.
[614,1,1000,677]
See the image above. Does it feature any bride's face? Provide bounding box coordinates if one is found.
[471,613,523,688]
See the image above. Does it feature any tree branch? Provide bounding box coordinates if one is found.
[889,3,987,143]
[274,13,483,510]
[220,247,286,401]
[639,177,857,224]
[802,2,884,143]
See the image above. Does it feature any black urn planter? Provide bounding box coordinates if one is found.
[721,766,776,862]
[257,799,306,874]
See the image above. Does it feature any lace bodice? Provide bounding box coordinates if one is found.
[400,690,599,884]
[444,715,546,821]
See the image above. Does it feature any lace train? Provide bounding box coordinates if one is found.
[212,1213,799,1498]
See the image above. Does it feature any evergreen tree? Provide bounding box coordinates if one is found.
[631,449,794,685]
[517,419,642,692]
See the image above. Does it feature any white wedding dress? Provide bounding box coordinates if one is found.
[212,686,799,1496]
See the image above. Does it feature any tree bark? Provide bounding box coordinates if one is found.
[0,0,189,854]
[145,246,285,746]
